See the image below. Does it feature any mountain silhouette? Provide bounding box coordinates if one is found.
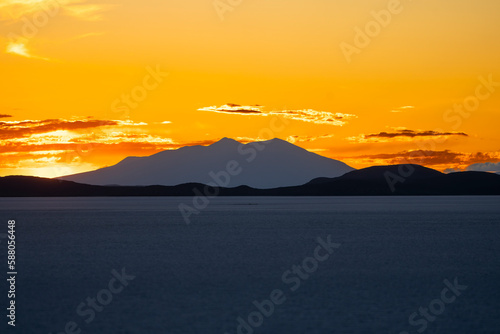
[59,138,355,188]
[295,165,499,195]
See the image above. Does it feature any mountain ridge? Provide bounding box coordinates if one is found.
[59,137,355,188]
[2,164,499,196]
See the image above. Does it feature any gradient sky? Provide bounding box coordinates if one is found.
[1,0,499,177]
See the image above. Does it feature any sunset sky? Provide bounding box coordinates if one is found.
[1,0,499,178]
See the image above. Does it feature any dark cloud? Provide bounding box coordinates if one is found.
[365,130,468,139]
[0,114,12,118]
[219,109,262,114]
[359,150,463,165]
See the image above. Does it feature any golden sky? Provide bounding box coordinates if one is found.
[1,0,500,177]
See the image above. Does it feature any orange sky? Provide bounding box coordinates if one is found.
[1,0,499,177]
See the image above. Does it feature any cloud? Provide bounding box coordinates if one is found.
[63,3,114,21]
[198,104,263,115]
[6,40,49,60]
[2,0,114,60]
[391,106,415,113]
[348,129,468,143]
[0,118,219,156]
[232,136,261,144]
[307,148,328,152]
[366,130,468,138]
[0,0,57,19]
[0,118,118,139]
[0,114,12,118]
[466,162,500,173]
[353,150,464,165]
[0,135,223,176]
[273,109,356,126]
[199,104,356,126]
[0,0,112,21]
[0,118,224,177]
[114,120,148,126]
[65,32,105,42]
[286,134,335,143]
[230,134,335,145]
[340,150,500,171]
[0,136,179,155]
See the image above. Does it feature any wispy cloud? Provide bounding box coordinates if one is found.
[63,3,114,21]
[0,0,112,21]
[273,109,356,126]
[0,118,118,139]
[347,129,468,143]
[391,106,415,113]
[199,104,357,126]
[0,0,56,20]
[286,134,335,143]
[0,117,189,176]
[229,134,335,145]
[2,0,114,60]
[64,32,105,42]
[307,148,328,153]
[6,40,49,60]
[0,137,223,177]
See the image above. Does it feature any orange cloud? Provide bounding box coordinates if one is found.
[0,117,223,177]
[339,150,500,172]
[0,118,118,139]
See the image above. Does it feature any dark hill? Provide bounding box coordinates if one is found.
[1,165,499,196]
